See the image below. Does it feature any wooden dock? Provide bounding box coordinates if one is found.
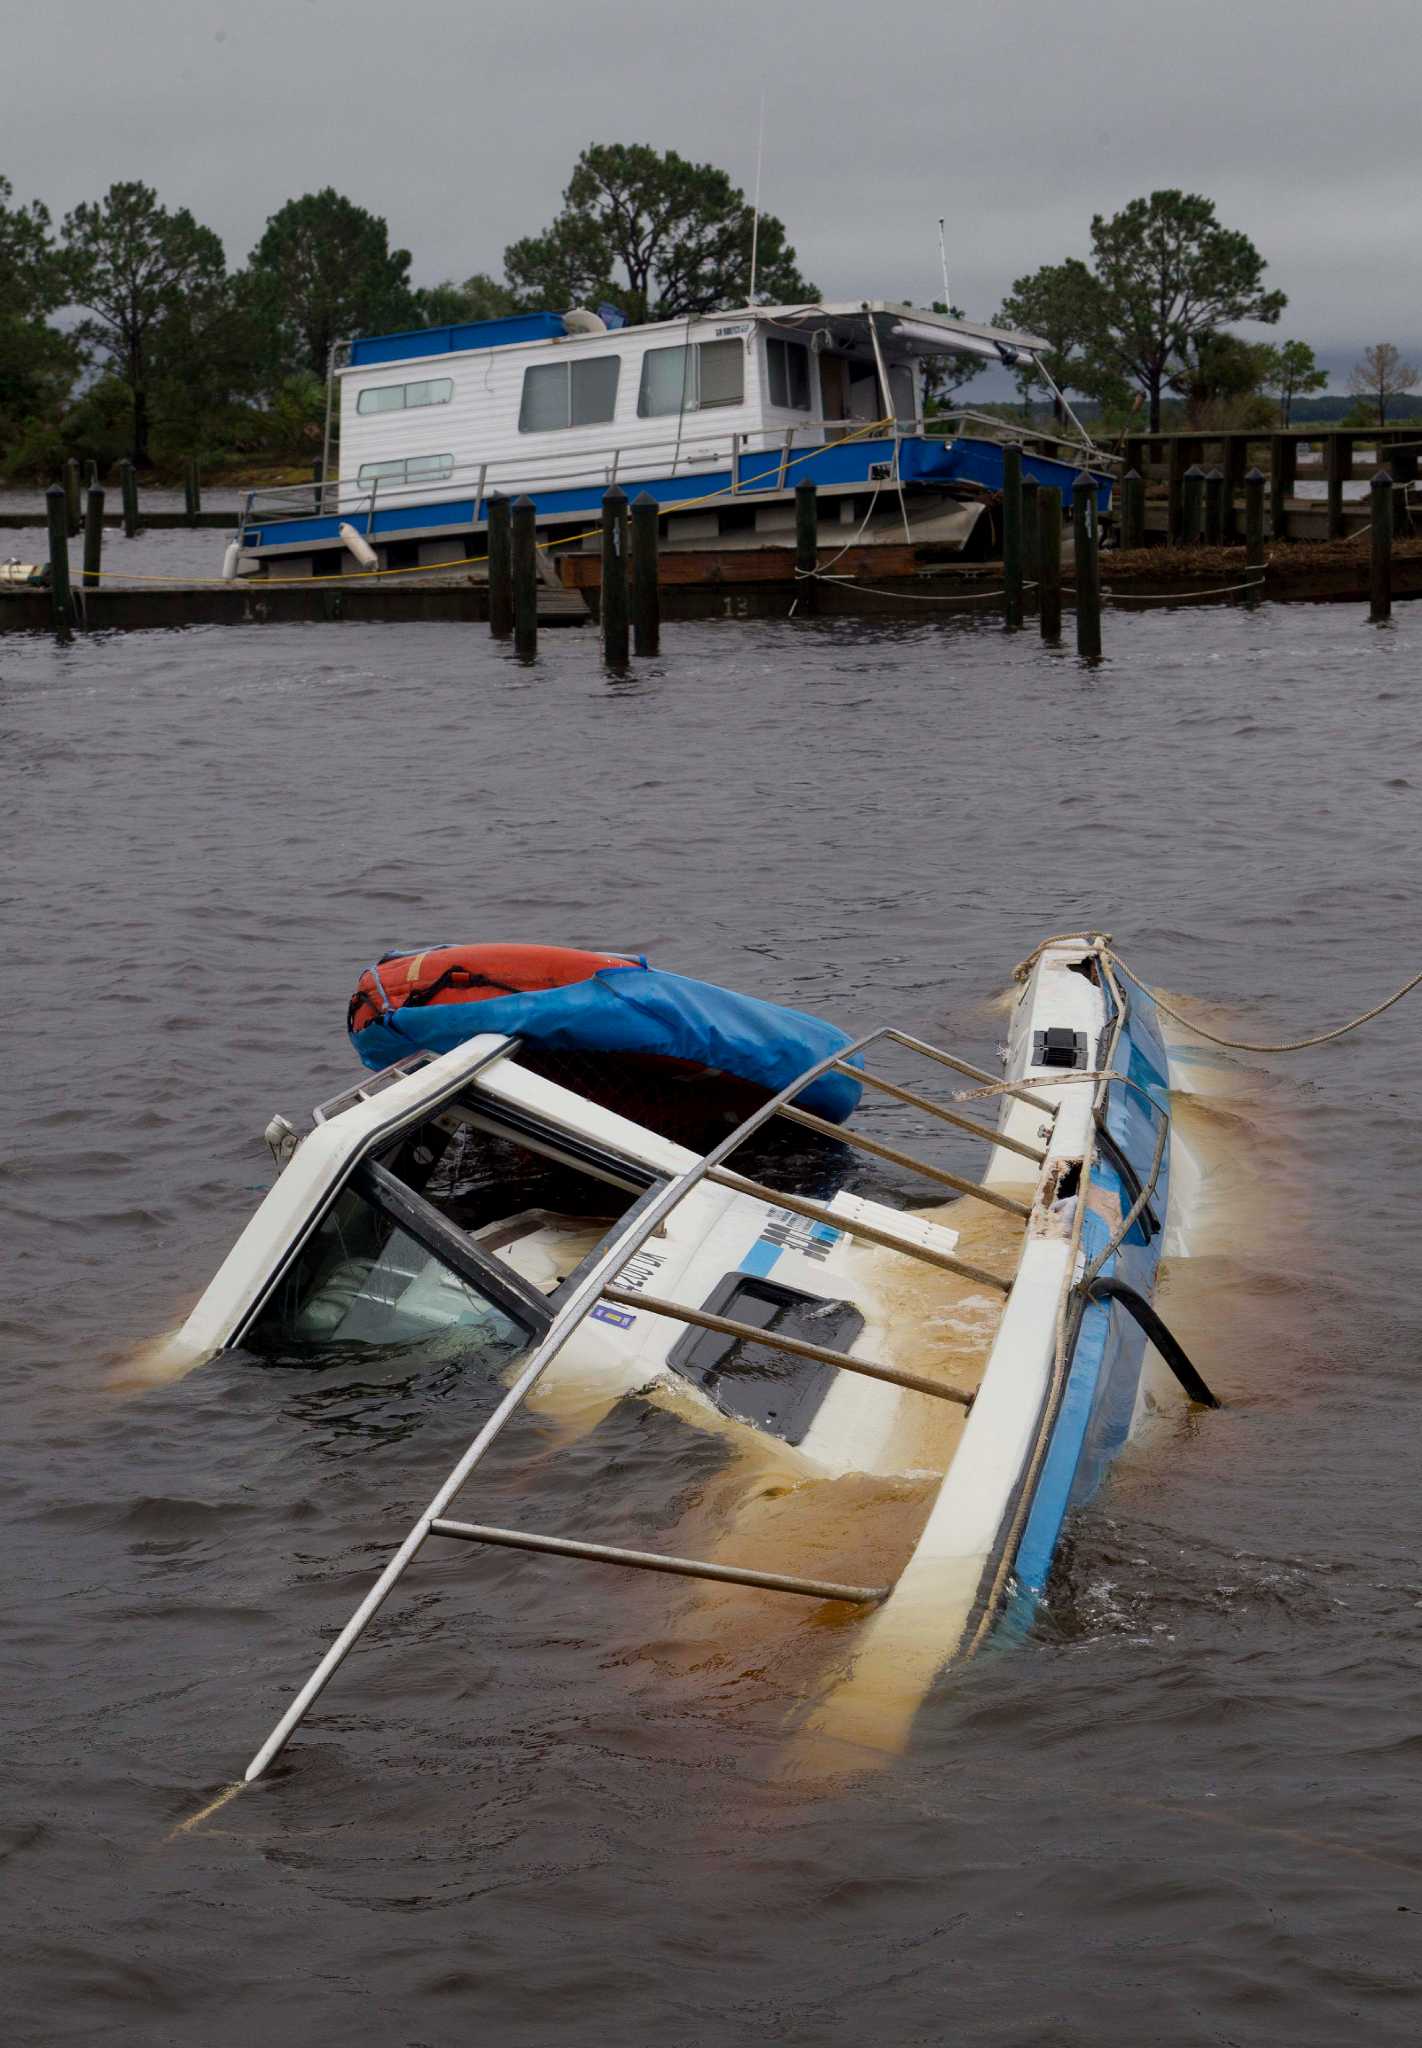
[0,579,590,633]
[0,509,232,531]
[5,425,1418,637]
[5,540,1417,637]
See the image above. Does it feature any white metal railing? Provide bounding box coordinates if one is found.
[237,416,909,534]
[930,405,1119,473]
[238,409,1118,543]
[240,1024,1061,1782]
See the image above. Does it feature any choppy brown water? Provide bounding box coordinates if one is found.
[4,601,1420,2044]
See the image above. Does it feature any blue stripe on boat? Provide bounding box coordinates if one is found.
[1011,980,1172,1597]
[238,438,1112,553]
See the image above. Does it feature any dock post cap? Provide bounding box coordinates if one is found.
[602,483,628,504]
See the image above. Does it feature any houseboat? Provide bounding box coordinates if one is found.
[227,302,1115,580]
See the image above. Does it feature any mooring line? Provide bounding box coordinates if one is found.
[164,1780,246,1840]
[1008,930,1422,1053]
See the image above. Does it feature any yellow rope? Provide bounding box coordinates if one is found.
[81,419,896,589]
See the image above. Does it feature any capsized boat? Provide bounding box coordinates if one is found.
[166,936,1208,1781]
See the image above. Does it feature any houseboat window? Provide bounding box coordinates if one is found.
[697,339,744,408]
[889,362,917,424]
[356,376,454,416]
[766,337,811,410]
[518,355,621,432]
[637,338,745,417]
[356,453,455,487]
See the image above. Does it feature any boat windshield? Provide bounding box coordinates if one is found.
[242,1182,529,1367]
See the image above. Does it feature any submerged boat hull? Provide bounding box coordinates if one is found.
[803,937,1171,1756]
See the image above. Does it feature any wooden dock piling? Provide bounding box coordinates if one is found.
[511,495,538,658]
[601,485,630,666]
[1167,439,1187,544]
[45,484,74,642]
[64,458,81,538]
[1021,471,1040,601]
[1370,467,1393,622]
[486,494,513,639]
[1002,443,1023,628]
[119,461,139,538]
[795,480,818,613]
[1221,434,1246,542]
[1204,466,1224,546]
[184,459,201,526]
[1182,464,1205,545]
[1270,434,1297,539]
[1119,468,1145,552]
[1038,485,1062,642]
[1326,434,1350,540]
[1244,467,1265,570]
[1072,473,1101,660]
[631,492,661,656]
[82,485,105,596]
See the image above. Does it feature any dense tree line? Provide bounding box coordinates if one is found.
[0,153,1404,481]
[0,143,816,479]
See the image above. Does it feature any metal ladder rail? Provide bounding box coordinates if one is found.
[706,1168,1013,1294]
[242,1020,1031,1781]
[428,1522,888,1604]
[883,1029,1058,1103]
[774,1102,1030,1217]
[245,1020,896,1779]
[832,1063,1049,1163]
[599,1285,975,1406]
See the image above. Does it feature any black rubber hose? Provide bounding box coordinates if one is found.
[1083,1277,1221,1408]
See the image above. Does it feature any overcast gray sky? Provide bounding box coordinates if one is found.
[8,0,1420,391]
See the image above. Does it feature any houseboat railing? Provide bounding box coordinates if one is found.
[930,405,1118,473]
[237,410,1120,543]
[235,416,914,530]
[241,1021,1060,1782]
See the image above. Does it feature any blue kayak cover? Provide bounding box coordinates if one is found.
[350,962,861,1124]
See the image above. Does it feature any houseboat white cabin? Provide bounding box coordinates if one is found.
[229,302,1114,579]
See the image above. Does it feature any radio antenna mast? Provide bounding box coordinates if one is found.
[937,216,951,312]
[748,91,767,304]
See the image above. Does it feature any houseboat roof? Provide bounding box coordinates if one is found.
[341,301,1050,373]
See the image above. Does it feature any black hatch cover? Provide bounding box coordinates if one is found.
[668,1273,864,1446]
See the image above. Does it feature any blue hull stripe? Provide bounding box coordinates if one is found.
[1011,984,1172,1598]
[240,438,1112,553]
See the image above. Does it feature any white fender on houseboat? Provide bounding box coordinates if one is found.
[338,522,379,571]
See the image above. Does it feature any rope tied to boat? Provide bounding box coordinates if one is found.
[1009,931,1422,1053]
[1103,947,1422,1053]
